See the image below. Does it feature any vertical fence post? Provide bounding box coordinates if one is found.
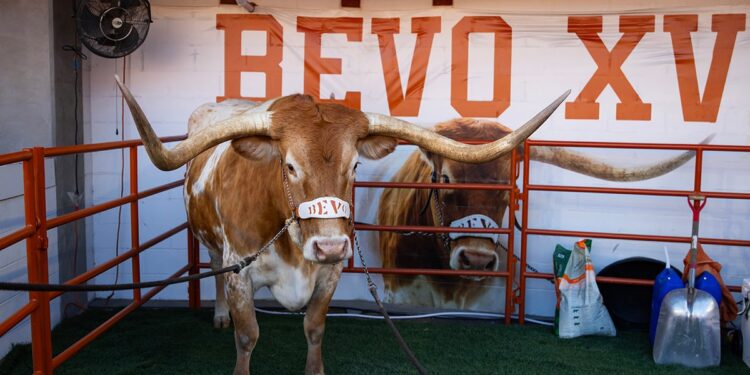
[348,182,356,269]
[518,141,532,325]
[187,231,201,309]
[129,146,141,302]
[25,147,53,374]
[693,146,703,194]
[503,149,517,325]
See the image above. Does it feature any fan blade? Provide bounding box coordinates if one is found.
[95,35,117,47]
[113,27,141,56]
[78,5,103,39]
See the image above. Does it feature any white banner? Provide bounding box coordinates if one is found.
[86,4,750,317]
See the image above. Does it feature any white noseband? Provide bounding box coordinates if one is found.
[296,197,351,219]
[448,214,500,243]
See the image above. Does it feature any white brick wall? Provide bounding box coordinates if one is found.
[0,0,62,359]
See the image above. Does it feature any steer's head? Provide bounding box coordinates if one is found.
[231,95,397,263]
[421,119,515,276]
[114,75,567,265]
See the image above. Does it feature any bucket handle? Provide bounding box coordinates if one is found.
[663,246,670,269]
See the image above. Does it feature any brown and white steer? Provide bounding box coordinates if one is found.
[379,118,706,310]
[115,76,568,374]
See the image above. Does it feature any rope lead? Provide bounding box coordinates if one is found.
[354,232,430,375]
[0,218,292,292]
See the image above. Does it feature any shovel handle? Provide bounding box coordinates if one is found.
[687,196,706,222]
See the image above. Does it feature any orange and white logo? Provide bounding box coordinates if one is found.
[297,197,351,220]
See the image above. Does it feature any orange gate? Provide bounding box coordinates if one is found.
[0,137,201,374]
[1,136,748,373]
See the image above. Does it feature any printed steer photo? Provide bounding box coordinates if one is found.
[115,76,567,375]
[379,118,707,310]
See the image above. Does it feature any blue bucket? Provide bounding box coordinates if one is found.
[649,268,684,345]
[695,271,722,306]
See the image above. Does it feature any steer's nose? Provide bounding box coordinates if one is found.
[458,249,498,271]
[313,238,348,263]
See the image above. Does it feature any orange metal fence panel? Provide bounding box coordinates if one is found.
[518,139,750,323]
[0,136,193,374]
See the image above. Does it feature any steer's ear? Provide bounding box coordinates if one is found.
[232,136,278,161]
[357,135,397,160]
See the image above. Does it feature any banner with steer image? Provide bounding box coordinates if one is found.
[86,4,750,317]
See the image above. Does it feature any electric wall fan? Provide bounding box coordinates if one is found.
[75,0,152,58]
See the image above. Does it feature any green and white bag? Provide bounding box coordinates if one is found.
[553,239,616,338]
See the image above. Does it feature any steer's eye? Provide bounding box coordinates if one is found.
[353,162,361,174]
[286,163,296,176]
[441,174,450,183]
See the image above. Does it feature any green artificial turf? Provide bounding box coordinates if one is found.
[0,308,745,374]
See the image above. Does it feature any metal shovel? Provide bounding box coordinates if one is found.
[653,195,720,367]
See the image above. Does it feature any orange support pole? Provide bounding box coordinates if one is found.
[503,149,517,325]
[348,181,356,269]
[26,147,53,374]
[187,230,201,309]
[693,147,703,193]
[518,141,532,325]
[129,146,142,302]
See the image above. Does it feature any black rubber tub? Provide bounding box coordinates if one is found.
[597,257,683,331]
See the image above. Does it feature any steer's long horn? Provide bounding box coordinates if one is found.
[115,75,272,171]
[529,134,715,181]
[365,90,570,163]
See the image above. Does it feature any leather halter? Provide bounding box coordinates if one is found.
[279,158,352,222]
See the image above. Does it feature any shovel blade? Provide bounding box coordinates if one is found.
[653,288,720,367]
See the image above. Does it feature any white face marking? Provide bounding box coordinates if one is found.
[285,152,303,180]
[193,142,229,194]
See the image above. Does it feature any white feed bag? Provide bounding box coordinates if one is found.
[554,240,617,339]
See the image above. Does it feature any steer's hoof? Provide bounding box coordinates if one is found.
[213,314,231,329]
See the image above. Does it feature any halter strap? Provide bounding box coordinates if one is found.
[279,158,352,221]
[280,158,298,220]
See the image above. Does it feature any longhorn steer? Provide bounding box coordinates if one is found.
[379,118,704,310]
[115,76,567,374]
